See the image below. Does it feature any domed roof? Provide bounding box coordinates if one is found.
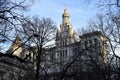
[62,7,70,18]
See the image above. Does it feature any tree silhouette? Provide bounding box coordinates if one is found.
[19,16,57,80]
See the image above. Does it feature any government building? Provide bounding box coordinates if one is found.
[0,8,108,80]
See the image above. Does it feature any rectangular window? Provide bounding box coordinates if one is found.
[65,50,67,58]
[63,50,64,58]
[89,40,93,45]
[60,51,62,61]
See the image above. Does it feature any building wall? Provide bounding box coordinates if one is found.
[55,7,79,67]
[5,8,109,79]
[0,54,33,80]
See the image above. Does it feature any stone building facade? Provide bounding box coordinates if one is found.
[1,8,108,80]
[0,53,33,80]
[6,8,108,66]
[49,8,108,73]
[55,7,79,66]
[7,36,26,58]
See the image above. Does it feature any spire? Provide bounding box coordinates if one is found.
[15,35,21,41]
[6,35,23,57]
[73,30,79,42]
[62,6,70,24]
[14,35,22,46]
[64,5,68,13]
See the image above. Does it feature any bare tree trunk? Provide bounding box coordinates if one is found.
[36,45,42,80]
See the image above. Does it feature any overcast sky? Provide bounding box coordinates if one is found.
[25,0,99,30]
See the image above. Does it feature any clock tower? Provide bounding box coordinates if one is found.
[56,7,78,46]
[55,7,79,65]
